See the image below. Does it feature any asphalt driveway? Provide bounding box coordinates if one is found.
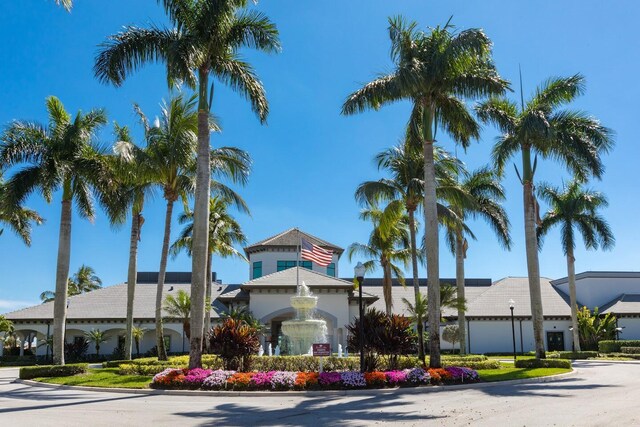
[0,361,638,426]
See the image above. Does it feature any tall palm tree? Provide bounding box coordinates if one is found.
[0,96,110,365]
[134,94,201,361]
[163,289,191,350]
[342,16,508,367]
[355,140,462,362]
[106,123,155,360]
[94,0,280,369]
[476,75,614,358]
[0,171,43,245]
[170,196,248,339]
[443,167,511,354]
[538,180,614,352]
[348,205,411,315]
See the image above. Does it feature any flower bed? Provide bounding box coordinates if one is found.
[150,366,479,391]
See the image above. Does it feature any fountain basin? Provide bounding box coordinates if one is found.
[290,296,318,310]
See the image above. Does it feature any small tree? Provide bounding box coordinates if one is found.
[442,325,459,352]
[164,290,192,344]
[577,306,616,350]
[85,329,108,358]
[347,308,417,371]
[209,318,260,372]
[132,326,146,358]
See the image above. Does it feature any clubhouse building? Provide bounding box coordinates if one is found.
[3,228,640,357]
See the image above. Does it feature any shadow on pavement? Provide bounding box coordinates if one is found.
[173,393,446,426]
[478,376,617,398]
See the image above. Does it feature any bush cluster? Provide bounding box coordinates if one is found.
[621,347,640,355]
[19,364,88,380]
[514,359,571,369]
[150,366,481,391]
[598,340,640,354]
[553,351,598,359]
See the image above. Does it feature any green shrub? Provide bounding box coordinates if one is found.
[556,351,598,359]
[19,364,88,380]
[621,347,640,354]
[598,340,640,353]
[443,360,501,370]
[441,355,488,362]
[118,364,173,376]
[514,359,571,369]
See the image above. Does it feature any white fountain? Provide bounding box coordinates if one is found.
[281,281,328,355]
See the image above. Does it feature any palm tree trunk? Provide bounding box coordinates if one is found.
[382,261,392,316]
[423,105,441,368]
[408,208,425,363]
[155,199,173,361]
[124,210,140,360]
[567,249,581,352]
[522,156,545,358]
[189,69,211,369]
[455,231,467,354]
[204,251,213,352]
[53,188,72,366]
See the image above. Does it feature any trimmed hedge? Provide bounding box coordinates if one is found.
[514,359,571,369]
[621,347,640,354]
[555,351,598,360]
[443,360,500,370]
[598,340,640,353]
[19,364,88,380]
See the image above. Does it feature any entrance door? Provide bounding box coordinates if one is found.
[546,331,565,351]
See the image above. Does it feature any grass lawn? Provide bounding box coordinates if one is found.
[485,355,537,361]
[33,368,152,389]
[477,366,571,382]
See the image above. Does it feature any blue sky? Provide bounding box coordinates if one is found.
[1,1,639,312]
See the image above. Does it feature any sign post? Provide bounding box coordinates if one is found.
[313,343,331,373]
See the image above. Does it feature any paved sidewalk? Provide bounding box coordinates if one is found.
[0,361,638,426]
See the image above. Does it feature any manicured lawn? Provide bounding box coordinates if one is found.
[34,368,152,389]
[485,355,537,361]
[477,366,571,382]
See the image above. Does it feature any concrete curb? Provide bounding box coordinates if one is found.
[13,369,577,398]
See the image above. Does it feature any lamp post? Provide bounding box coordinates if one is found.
[509,299,516,362]
[354,262,366,373]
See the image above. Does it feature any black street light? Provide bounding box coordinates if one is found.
[509,299,516,362]
[354,262,366,373]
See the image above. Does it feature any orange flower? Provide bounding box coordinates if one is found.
[295,372,319,387]
[364,371,386,386]
[227,372,254,386]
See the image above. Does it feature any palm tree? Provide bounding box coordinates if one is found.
[106,123,155,360]
[53,0,72,11]
[134,94,201,361]
[342,16,508,367]
[538,180,614,352]
[0,96,110,365]
[40,264,103,303]
[443,167,511,354]
[85,329,108,358]
[355,139,463,362]
[163,290,191,351]
[476,75,614,358]
[171,196,248,340]
[348,205,411,315]
[132,326,147,357]
[94,0,280,369]
[0,171,43,245]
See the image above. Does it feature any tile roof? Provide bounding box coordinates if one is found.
[465,277,571,318]
[242,267,354,290]
[244,228,344,255]
[601,294,640,314]
[367,284,491,317]
[4,282,227,321]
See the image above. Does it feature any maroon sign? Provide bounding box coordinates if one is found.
[312,343,331,357]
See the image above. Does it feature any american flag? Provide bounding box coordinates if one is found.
[301,237,333,266]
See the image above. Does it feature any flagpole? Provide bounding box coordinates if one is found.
[296,229,300,287]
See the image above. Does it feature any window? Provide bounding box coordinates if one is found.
[277,260,312,272]
[326,263,336,277]
[252,261,262,279]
